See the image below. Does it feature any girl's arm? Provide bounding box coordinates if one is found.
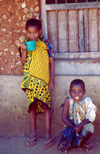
[21,49,27,66]
[49,56,55,91]
[62,97,75,127]
[20,42,27,66]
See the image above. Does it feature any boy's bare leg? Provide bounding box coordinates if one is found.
[82,132,93,152]
[82,132,93,144]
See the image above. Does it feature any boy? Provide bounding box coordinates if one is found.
[62,79,97,152]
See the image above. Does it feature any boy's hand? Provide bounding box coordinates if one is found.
[49,80,55,91]
[74,125,81,134]
[74,119,90,134]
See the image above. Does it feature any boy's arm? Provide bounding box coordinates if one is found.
[74,119,91,134]
[62,97,75,127]
[49,56,55,91]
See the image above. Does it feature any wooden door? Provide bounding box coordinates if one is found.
[41,0,100,52]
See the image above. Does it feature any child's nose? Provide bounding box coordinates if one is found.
[31,33,34,37]
[30,34,35,39]
[75,91,79,95]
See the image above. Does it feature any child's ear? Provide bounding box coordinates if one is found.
[69,90,71,95]
[84,89,86,94]
[39,29,42,35]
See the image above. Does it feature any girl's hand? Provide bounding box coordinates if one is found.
[20,42,27,50]
[49,80,55,91]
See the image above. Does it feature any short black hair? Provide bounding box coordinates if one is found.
[26,18,41,30]
[70,79,85,90]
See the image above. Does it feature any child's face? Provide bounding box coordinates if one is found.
[69,84,86,102]
[26,26,41,41]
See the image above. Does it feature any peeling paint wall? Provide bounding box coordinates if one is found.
[0,0,40,75]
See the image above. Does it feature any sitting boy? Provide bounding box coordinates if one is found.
[61,79,97,152]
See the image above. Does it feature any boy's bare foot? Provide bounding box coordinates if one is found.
[64,146,71,153]
[82,140,93,152]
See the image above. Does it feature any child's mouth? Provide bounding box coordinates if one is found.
[75,96,79,100]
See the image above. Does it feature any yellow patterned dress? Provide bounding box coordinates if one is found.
[21,39,54,113]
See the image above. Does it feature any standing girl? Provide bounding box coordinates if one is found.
[20,18,55,149]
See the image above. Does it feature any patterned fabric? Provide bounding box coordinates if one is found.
[21,39,53,113]
[29,40,49,85]
[81,123,94,137]
[64,96,97,137]
[26,79,51,112]
[68,96,97,124]
[44,39,54,57]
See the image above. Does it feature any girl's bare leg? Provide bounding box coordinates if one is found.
[26,102,38,147]
[29,102,37,138]
[42,103,52,141]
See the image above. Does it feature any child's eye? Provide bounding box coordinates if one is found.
[78,90,81,93]
[72,91,75,93]
[27,32,31,34]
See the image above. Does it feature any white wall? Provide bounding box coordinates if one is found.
[0,74,100,136]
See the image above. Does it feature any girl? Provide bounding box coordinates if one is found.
[20,18,55,149]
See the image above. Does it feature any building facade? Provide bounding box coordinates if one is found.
[0,0,100,135]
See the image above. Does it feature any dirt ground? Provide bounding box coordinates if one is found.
[0,122,100,154]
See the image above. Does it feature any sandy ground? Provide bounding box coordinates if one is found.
[0,122,100,154]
